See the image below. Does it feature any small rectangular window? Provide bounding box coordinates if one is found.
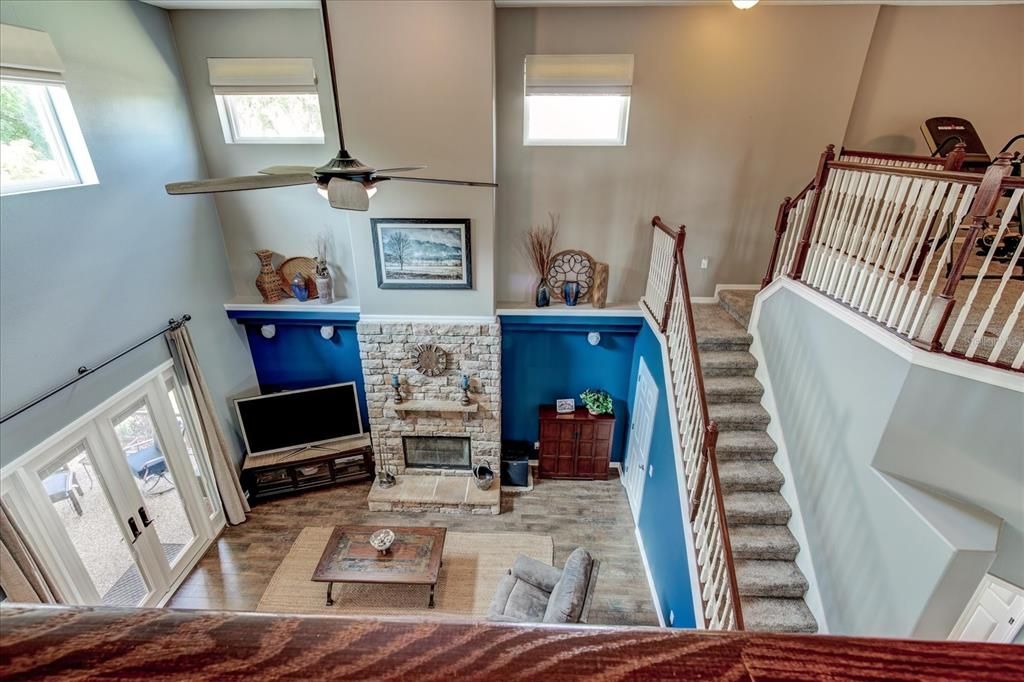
[215,92,325,144]
[523,54,634,147]
[208,58,324,145]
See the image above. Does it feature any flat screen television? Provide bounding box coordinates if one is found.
[235,382,363,456]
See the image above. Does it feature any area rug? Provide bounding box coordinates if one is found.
[256,527,553,617]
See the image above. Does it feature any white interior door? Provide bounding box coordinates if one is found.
[624,357,658,522]
[949,574,1024,643]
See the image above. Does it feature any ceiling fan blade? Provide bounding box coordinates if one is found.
[327,177,370,211]
[373,166,426,174]
[375,175,497,188]
[259,165,317,175]
[166,173,314,195]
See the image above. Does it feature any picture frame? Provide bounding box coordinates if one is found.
[370,218,472,290]
[555,398,575,414]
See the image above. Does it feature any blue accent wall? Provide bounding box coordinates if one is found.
[227,311,369,432]
[500,315,641,463]
[629,319,697,628]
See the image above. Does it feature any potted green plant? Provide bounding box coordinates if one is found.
[579,389,613,416]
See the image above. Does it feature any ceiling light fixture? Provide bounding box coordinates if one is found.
[732,0,759,9]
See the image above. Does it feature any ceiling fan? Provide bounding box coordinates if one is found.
[164,0,496,211]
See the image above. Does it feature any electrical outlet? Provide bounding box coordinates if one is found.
[533,441,540,450]
[700,257,709,270]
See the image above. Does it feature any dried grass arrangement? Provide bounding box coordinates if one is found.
[524,213,560,280]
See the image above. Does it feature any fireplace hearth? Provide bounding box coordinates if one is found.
[404,436,471,470]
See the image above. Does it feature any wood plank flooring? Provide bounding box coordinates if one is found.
[167,471,660,626]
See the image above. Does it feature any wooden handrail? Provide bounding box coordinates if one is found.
[645,217,743,629]
[4,605,1022,679]
[838,144,968,171]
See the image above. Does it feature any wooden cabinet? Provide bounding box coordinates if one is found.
[241,435,374,504]
[538,407,614,480]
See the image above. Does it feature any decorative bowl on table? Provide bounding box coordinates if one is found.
[369,528,395,555]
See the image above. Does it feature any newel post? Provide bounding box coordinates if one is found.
[944,142,968,171]
[922,153,1013,350]
[788,144,835,281]
[761,196,793,290]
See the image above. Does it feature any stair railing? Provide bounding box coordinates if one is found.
[762,144,1024,372]
[642,217,744,630]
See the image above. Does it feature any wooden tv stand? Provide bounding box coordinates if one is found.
[241,434,374,504]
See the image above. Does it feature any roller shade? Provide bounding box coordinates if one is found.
[524,54,634,96]
[207,58,317,95]
[0,23,65,83]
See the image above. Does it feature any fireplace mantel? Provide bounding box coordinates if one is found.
[394,400,479,414]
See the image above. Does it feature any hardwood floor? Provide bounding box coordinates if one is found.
[167,470,660,626]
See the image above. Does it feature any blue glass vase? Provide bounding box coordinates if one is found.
[535,280,551,307]
[290,273,309,302]
[563,281,581,306]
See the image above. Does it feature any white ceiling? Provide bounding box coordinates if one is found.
[139,0,317,9]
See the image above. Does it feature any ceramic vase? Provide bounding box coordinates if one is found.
[316,275,333,304]
[535,279,551,307]
[563,281,581,306]
[254,250,285,304]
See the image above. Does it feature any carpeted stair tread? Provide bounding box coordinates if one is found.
[693,303,752,351]
[724,491,791,525]
[708,403,771,429]
[700,351,758,377]
[717,460,784,492]
[735,560,808,598]
[728,525,800,561]
[704,376,764,404]
[741,597,818,633]
[718,289,757,328]
[716,431,777,460]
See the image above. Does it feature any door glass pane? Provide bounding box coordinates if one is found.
[36,441,146,606]
[111,399,196,565]
[165,379,217,517]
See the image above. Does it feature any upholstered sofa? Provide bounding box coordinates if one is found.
[486,547,598,624]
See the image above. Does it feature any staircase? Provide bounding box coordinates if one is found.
[693,290,818,633]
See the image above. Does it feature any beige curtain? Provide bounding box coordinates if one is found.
[0,500,63,603]
[166,325,249,525]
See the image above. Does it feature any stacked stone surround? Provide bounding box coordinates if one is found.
[356,320,501,480]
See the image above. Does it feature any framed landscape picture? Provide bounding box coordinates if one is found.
[370,219,473,290]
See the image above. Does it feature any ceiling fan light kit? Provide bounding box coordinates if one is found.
[163,1,495,211]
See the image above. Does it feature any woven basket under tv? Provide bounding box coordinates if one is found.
[240,434,374,503]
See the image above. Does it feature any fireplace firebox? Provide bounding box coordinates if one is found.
[403,436,472,470]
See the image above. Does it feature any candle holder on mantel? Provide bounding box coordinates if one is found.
[391,373,403,404]
[460,373,472,406]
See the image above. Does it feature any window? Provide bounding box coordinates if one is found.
[523,54,634,147]
[0,24,97,195]
[208,58,324,144]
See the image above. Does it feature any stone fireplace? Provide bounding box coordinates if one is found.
[358,320,501,513]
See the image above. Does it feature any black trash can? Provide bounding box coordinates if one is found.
[501,440,532,487]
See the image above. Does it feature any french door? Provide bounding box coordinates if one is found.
[624,357,658,523]
[1,362,223,606]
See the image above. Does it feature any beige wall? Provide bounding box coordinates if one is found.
[328,0,496,317]
[843,5,1024,158]
[496,4,879,301]
[169,9,358,305]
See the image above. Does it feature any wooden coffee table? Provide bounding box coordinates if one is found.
[312,526,447,608]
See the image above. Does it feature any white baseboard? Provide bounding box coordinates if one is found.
[634,527,667,627]
[690,296,718,304]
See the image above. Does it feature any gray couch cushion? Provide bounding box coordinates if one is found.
[487,567,555,622]
[542,548,593,624]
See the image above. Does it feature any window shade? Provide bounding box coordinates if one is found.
[0,23,65,83]
[207,58,316,94]
[524,54,634,96]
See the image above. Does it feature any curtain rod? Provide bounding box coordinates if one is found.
[0,315,191,426]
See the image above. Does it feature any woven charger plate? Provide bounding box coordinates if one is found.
[278,256,319,298]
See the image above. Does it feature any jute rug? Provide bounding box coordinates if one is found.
[256,527,553,617]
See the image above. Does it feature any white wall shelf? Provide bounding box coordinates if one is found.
[496,301,642,316]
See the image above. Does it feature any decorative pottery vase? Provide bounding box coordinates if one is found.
[290,272,309,301]
[535,280,551,307]
[254,250,285,304]
[563,281,581,306]
[592,263,609,309]
[316,275,333,304]
[588,408,601,416]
